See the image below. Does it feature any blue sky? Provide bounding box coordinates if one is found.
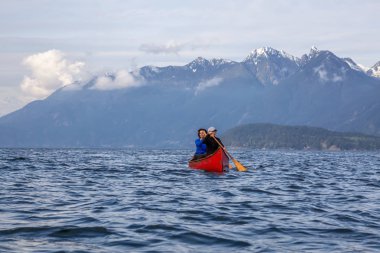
[0,0,379,115]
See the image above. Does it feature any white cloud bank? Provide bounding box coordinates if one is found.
[195,77,223,94]
[20,49,142,97]
[21,50,87,99]
[93,70,142,90]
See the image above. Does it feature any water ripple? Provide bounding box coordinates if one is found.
[0,148,380,252]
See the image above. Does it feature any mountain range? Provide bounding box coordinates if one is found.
[0,46,380,148]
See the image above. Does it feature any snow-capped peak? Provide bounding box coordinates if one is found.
[186,57,210,71]
[246,47,279,59]
[191,57,209,65]
[210,58,233,66]
[343,58,368,73]
[309,46,320,58]
[311,45,318,52]
[367,61,380,78]
[256,47,269,56]
[245,47,298,63]
[372,61,380,68]
[304,46,337,62]
[187,57,233,72]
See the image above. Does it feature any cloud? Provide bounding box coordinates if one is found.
[20,49,87,99]
[92,70,142,90]
[195,77,223,94]
[139,41,186,55]
[314,64,345,83]
[139,40,211,55]
[314,65,329,82]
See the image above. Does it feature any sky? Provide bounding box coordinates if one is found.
[0,0,379,116]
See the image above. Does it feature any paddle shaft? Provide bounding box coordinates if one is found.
[211,135,248,172]
[211,136,233,160]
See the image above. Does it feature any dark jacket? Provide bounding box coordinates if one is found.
[203,135,224,154]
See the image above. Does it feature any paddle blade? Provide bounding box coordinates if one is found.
[232,158,247,172]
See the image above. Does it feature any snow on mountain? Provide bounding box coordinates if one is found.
[140,47,378,87]
[367,61,380,78]
[187,57,209,70]
[1,46,380,147]
[245,46,299,64]
[209,58,234,66]
[309,46,320,58]
[307,49,378,80]
[243,47,300,85]
[343,58,367,73]
[297,47,373,83]
[185,57,236,73]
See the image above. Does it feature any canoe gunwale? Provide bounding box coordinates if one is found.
[188,148,221,163]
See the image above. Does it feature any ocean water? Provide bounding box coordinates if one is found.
[0,148,379,253]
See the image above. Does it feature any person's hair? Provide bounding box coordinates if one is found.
[197,128,207,138]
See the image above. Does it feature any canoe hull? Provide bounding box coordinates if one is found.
[188,148,229,173]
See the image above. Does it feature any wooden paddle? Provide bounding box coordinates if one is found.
[212,136,247,172]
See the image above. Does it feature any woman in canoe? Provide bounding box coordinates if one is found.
[193,128,208,160]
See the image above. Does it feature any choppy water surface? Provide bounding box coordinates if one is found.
[0,148,379,252]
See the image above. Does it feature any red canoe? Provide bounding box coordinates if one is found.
[188,147,229,173]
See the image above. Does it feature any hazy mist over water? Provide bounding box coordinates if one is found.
[0,148,379,252]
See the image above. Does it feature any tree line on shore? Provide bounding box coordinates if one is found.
[222,123,380,151]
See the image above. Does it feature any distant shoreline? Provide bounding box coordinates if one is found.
[222,123,380,151]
